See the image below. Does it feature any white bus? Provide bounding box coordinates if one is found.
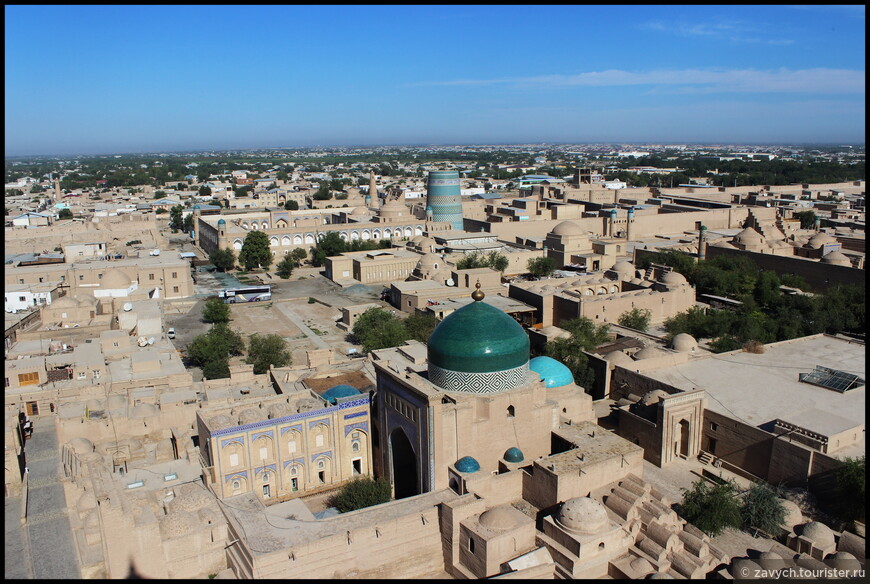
[218,285,272,303]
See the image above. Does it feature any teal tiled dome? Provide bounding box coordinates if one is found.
[428,300,529,374]
[455,456,480,473]
[529,356,574,388]
[504,447,524,463]
[322,384,360,405]
[217,218,226,225]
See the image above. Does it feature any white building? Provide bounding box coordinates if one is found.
[4,283,54,313]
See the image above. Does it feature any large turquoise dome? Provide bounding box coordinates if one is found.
[322,384,360,405]
[428,300,529,374]
[529,356,574,388]
[427,288,531,393]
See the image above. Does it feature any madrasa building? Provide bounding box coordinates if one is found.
[369,282,596,497]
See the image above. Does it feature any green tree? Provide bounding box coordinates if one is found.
[275,254,297,279]
[182,212,195,234]
[284,199,299,210]
[312,181,331,201]
[527,256,558,277]
[186,323,245,380]
[794,210,818,229]
[198,185,212,198]
[291,247,308,264]
[352,307,409,352]
[618,308,652,332]
[545,317,610,389]
[202,297,231,323]
[246,333,291,374]
[209,248,236,272]
[679,479,742,537]
[57,208,73,220]
[239,230,273,271]
[404,311,440,342]
[740,482,787,536]
[332,477,392,513]
[310,231,348,267]
[836,456,865,520]
[154,190,167,199]
[169,204,184,231]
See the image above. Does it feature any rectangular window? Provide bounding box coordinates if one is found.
[288,440,297,453]
[315,434,324,447]
[19,279,24,284]
[291,478,298,492]
[19,296,26,302]
[98,273,103,279]
[78,371,87,379]
[229,453,239,467]
[171,272,177,279]
[352,459,361,475]
[79,275,84,281]
[259,447,268,461]
[173,286,179,293]
[149,273,155,280]
[710,422,718,431]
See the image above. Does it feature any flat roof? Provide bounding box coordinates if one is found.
[641,334,864,453]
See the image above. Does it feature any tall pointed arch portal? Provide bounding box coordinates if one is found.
[389,427,418,499]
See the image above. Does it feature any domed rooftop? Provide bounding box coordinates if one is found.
[77,295,97,306]
[296,397,321,413]
[208,414,235,430]
[322,384,360,405]
[68,437,95,455]
[801,521,835,547]
[639,389,670,406]
[160,512,197,539]
[827,552,861,571]
[478,506,521,531]
[455,456,480,473]
[821,251,850,266]
[529,356,574,388]
[107,394,127,411]
[551,221,584,236]
[604,351,634,367]
[237,409,261,425]
[427,287,529,378]
[267,403,293,419]
[351,206,368,216]
[102,269,132,289]
[631,557,654,575]
[417,253,441,270]
[217,218,226,225]
[658,271,687,286]
[503,447,525,463]
[634,346,667,360]
[806,232,836,249]
[609,260,636,278]
[734,227,764,244]
[556,497,609,535]
[52,295,79,309]
[77,490,98,510]
[648,572,675,579]
[670,333,698,353]
[780,499,803,528]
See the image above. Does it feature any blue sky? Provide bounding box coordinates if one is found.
[5,5,866,155]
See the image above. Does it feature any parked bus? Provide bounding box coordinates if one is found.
[218,285,272,303]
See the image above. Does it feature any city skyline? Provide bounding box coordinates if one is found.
[5,4,866,156]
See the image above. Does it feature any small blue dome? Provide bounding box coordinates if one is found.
[504,447,524,463]
[529,356,574,388]
[217,218,226,225]
[321,384,360,405]
[455,456,480,473]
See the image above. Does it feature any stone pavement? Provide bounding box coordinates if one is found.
[10,417,81,579]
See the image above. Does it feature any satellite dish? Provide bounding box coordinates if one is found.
[123,302,133,312]
[148,337,155,345]
[446,279,455,286]
[137,337,148,347]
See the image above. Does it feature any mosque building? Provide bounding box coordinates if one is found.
[370,282,595,498]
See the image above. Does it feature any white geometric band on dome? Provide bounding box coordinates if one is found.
[428,363,531,394]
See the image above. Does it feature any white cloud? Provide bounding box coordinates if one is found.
[417,68,865,94]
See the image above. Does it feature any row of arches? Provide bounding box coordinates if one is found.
[231,225,425,251]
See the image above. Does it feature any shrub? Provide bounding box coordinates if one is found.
[679,478,742,537]
[742,340,765,353]
[741,482,787,536]
[332,477,391,513]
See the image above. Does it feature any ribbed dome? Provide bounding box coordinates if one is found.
[801,521,835,547]
[551,221,584,236]
[820,251,850,266]
[427,300,529,375]
[670,333,698,352]
[529,356,574,388]
[478,506,521,531]
[455,456,480,473]
[503,447,525,463]
[556,497,609,535]
[322,384,360,404]
[102,269,132,289]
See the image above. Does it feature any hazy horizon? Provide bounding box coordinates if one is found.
[5,5,865,156]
